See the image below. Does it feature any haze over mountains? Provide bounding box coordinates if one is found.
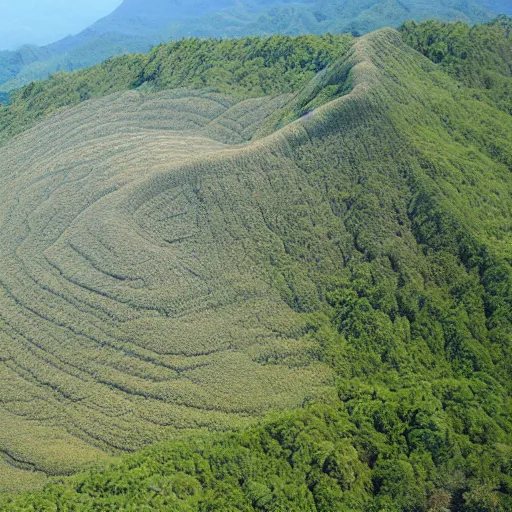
[0,1,122,50]
[1,0,511,92]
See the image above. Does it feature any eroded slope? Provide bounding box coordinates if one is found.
[0,88,332,487]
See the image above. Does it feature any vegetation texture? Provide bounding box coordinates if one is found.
[0,20,511,511]
[402,16,512,113]
[0,0,507,91]
[0,34,352,147]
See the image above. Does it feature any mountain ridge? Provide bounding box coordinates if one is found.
[0,0,509,93]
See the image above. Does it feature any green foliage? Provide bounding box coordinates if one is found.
[401,16,512,113]
[0,377,509,510]
[0,22,511,512]
[135,34,351,98]
[0,34,352,146]
[0,0,498,92]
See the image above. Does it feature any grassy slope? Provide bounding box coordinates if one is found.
[0,25,511,510]
[0,0,497,92]
[0,34,352,147]
[0,34,352,492]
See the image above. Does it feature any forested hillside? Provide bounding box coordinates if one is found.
[402,16,512,113]
[0,0,507,92]
[0,19,511,511]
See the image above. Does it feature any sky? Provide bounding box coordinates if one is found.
[0,0,123,50]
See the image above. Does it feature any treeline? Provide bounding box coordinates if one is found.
[4,15,512,146]
[0,34,352,146]
[0,0,496,92]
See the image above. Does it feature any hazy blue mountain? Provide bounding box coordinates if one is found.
[0,0,506,92]
[481,1,512,14]
[0,1,122,50]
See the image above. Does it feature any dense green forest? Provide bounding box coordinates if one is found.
[0,19,511,512]
[402,16,512,113]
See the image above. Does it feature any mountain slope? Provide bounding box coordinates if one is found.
[402,16,512,114]
[0,0,505,92]
[0,34,355,492]
[0,34,352,146]
[0,25,510,510]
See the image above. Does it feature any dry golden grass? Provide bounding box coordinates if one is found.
[0,86,334,488]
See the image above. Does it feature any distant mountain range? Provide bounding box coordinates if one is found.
[0,1,122,51]
[0,0,511,92]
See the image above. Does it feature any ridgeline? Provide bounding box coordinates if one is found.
[0,0,508,92]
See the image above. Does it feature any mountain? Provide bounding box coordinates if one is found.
[0,1,123,51]
[0,0,507,92]
[481,0,512,13]
[0,18,510,510]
